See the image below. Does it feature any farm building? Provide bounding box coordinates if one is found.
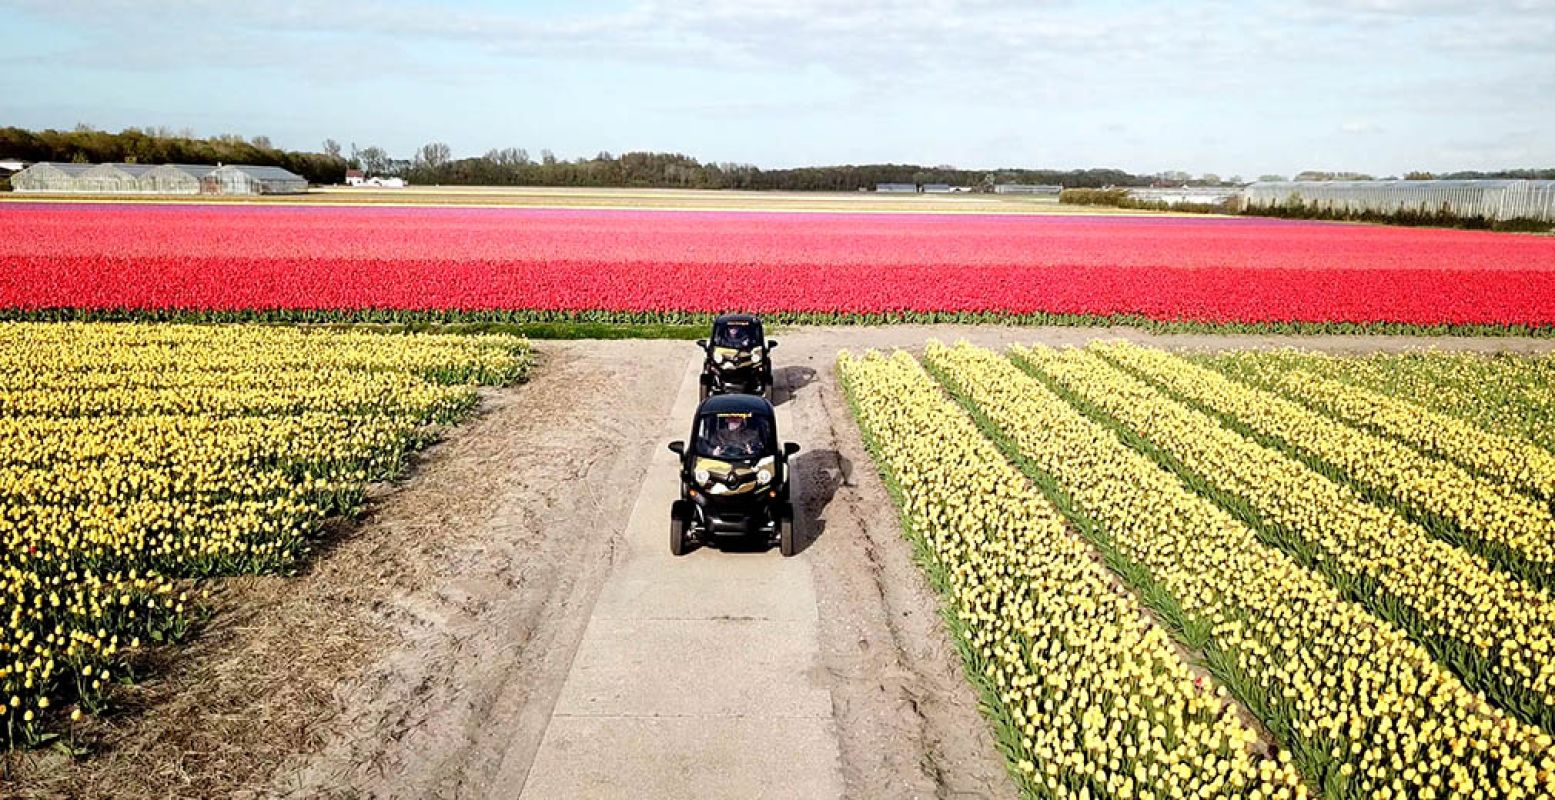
[10,162,308,195]
[201,165,308,195]
[994,184,1062,195]
[921,184,954,193]
[138,164,208,193]
[1244,179,1555,223]
[9,162,96,192]
[876,182,916,193]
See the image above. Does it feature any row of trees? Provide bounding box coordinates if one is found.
[0,126,350,184]
[1,127,1162,190]
[6,126,1550,190]
[384,144,1162,190]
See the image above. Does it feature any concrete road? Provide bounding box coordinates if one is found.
[516,357,844,799]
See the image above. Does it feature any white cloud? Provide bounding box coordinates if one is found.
[1,0,1551,174]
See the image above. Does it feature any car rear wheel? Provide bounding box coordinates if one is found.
[671,513,690,557]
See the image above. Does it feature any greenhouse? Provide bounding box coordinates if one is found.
[9,162,307,195]
[8,162,96,192]
[1244,179,1555,223]
[201,164,308,195]
[139,164,208,194]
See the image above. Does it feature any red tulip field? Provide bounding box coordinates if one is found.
[5,203,1554,330]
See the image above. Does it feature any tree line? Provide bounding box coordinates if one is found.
[0,126,349,184]
[4,126,1550,191]
[0,126,1157,190]
[392,143,1158,190]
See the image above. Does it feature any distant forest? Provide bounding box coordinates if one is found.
[0,127,350,185]
[3,126,1551,190]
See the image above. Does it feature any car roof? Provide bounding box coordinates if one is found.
[713,313,763,327]
[695,394,775,418]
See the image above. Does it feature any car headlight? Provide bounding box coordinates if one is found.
[751,347,764,361]
[694,469,711,486]
[713,352,727,365]
[756,468,773,485]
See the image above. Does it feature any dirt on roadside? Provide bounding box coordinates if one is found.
[7,324,1552,800]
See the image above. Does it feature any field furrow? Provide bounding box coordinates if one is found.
[1208,358,1555,501]
[0,323,530,747]
[924,341,1554,797]
[1012,343,1555,731]
[1101,343,1555,591]
[1198,349,1555,456]
[838,349,1305,798]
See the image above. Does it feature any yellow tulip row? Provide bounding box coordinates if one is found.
[1201,356,1555,503]
[1103,343,1555,590]
[838,349,1305,799]
[0,323,528,385]
[0,323,529,746]
[923,341,1555,798]
[1015,343,1555,731]
[1200,350,1555,456]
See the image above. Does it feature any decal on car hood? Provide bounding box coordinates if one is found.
[694,455,778,495]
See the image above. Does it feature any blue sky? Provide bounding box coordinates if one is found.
[1,0,1551,177]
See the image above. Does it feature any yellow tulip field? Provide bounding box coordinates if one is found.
[843,341,1555,798]
[0,323,529,746]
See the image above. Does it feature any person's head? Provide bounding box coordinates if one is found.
[722,416,743,433]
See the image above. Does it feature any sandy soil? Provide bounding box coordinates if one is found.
[7,325,1553,799]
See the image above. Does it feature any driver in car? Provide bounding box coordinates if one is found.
[719,324,755,349]
[708,414,762,459]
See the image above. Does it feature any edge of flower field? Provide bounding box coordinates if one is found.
[0,329,536,748]
[1009,347,1555,734]
[914,349,1318,790]
[835,353,1043,798]
[1096,348,1555,594]
[8,309,1555,339]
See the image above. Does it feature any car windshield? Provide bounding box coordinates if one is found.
[713,321,760,349]
[695,411,773,459]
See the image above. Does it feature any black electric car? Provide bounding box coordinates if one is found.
[698,314,776,402]
[668,394,801,557]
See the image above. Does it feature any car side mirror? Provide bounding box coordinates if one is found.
[695,339,708,349]
[784,442,801,457]
[767,340,778,349]
[668,441,685,455]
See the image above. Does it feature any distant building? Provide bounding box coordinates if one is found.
[202,164,308,195]
[344,169,366,186]
[10,162,307,195]
[0,158,26,175]
[921,183,953,193]
[876,182,916,193]
[994,184,1062,195]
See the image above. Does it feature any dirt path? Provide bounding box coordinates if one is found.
[11,324,1553,800]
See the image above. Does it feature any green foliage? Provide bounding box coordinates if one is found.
[0,126,347,184]
[1249,198,1554,233]
[6,307,1552,338]
[1059,187,1242,214]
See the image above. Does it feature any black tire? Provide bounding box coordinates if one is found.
[671,513,690,557]
[762,382,775,403]
[778,513,797,557]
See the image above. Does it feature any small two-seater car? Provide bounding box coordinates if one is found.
[668,393,801,557]
[698,313,777,402]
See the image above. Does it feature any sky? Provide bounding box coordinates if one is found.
[1,0,1551,178]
